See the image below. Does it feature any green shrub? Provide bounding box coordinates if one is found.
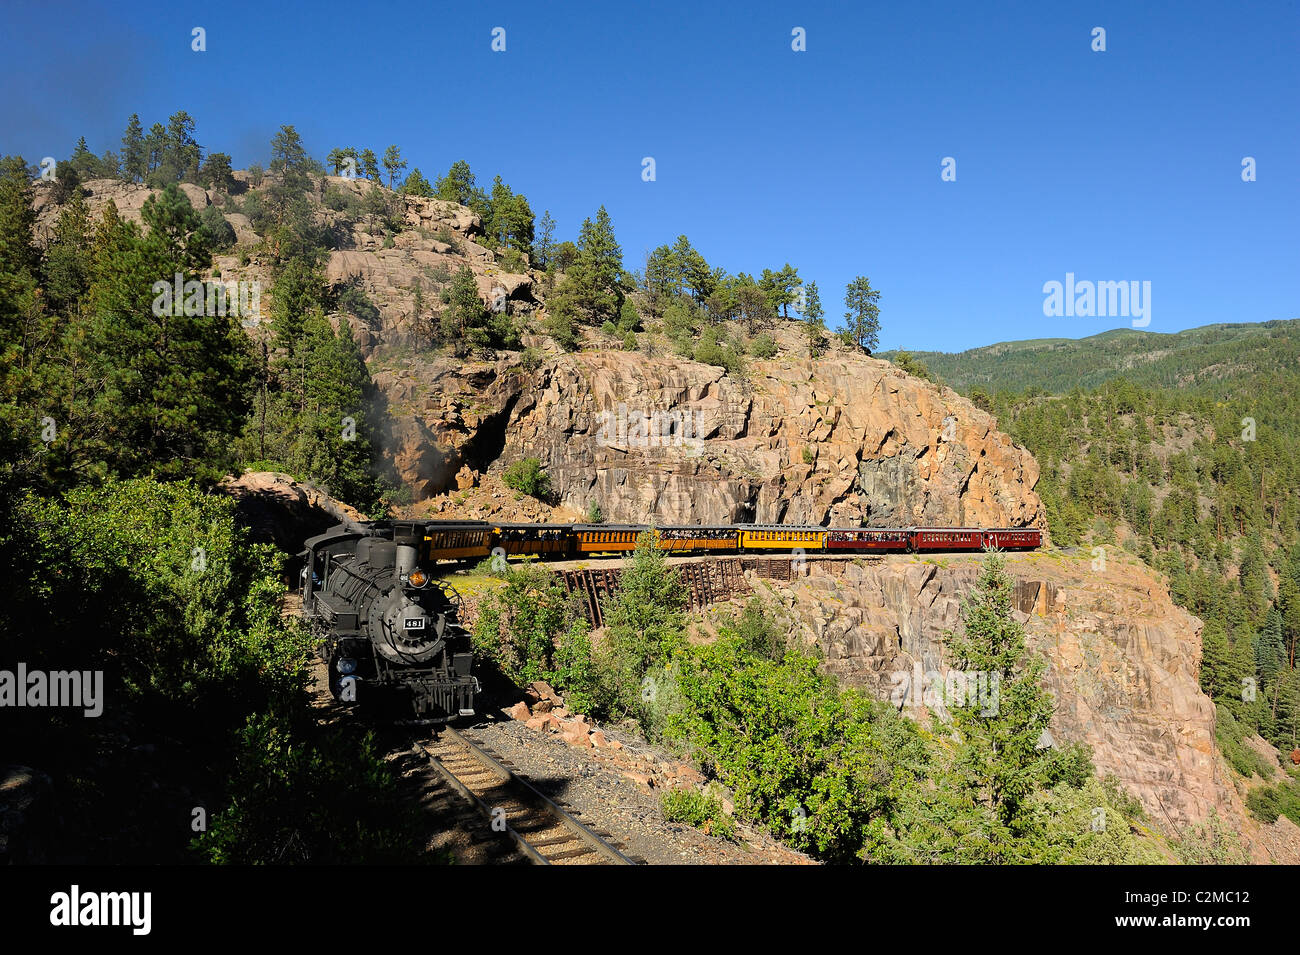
[500,248,527,273]
[472,564,574,684]
[661,788,736,840]
[617,301,641,333]
[750,333,778,359]
[1246,775,1300,825]
[501,457,550,499]
[196,714,431,864]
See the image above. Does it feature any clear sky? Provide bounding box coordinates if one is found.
[2,0,1296,352]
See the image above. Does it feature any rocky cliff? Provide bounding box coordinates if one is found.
[397,340,1046,529]
[753,550,1297,862]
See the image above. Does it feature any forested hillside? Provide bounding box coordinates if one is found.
[893,323,1300,824]
[889,320,1300,396]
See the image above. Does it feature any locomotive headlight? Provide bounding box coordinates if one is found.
[407,569,428,588]
[336,657,357,675]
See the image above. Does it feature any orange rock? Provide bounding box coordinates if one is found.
[623,771,654,790]
[506,701,531,721]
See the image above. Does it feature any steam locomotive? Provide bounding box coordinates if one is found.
[301,520,479,722]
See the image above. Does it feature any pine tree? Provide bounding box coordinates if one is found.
[200,152,235,193]
[0,156,46,485]
[360,149,380,183]
[435,160,478,206]
[82,190,253,480]
[534,210,556,269]
[944,551,1056,853]
[399,167,434,197]
[552,206,624,325]
[381,145,406,190]
[121,114,146,183]
[803,280,826,355]
[844,275,882,353]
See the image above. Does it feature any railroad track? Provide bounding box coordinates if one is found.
[413,727,642,865]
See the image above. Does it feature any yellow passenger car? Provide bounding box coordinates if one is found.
[422,522,493,561]
[573,525,644,553]
[737,526,827,550]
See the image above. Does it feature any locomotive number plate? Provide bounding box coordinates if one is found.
[403,618,425,630]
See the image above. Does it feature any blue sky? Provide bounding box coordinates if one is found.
[2,0,1296,352]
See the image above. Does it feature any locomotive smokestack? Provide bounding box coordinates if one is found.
[394,528,419,581]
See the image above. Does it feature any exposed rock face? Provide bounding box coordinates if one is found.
[493,348,1044,527]
[219,471,365,559]
[760,550,1300,860]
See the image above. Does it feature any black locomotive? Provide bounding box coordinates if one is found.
[301,520,479,721]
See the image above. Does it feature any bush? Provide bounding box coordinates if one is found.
[472,564,575,684]
[693,329,743,374]
[196,714,430,864]
[198,204,237,252]
[1246,776,1300,826]
[501,457,550,499]
[661,788,736,840]
[891,350,933,382]
[750,333,778,359]
[622,331,637,351]
[545,309,580,351]
[617,301,641,333]
[500,248,526,273]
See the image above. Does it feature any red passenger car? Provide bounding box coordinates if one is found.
[825,528,911,552]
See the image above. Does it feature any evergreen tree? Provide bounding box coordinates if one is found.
[534,210,556,269]
[381,145,406,190]
[399,167,434,197]
[69,137,98,181]
[121,114,147,183]
[42,191,93,314]
[844,275,882,353]
[760,263,801,318]
[435,159,479,207]
[81,191,253,481]
[144,122,166,177]
[803,280,826,355]
[552,206,623,325]
[200,152,236,193]
[944,551,1056,853]
[360,149,380,183]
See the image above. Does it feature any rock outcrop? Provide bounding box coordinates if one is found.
[758,549,1297,861]
[219,471,365,559]
[405,344,1044,527]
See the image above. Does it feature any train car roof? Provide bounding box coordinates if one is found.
[411,521,492,531]
[493,523,575,530]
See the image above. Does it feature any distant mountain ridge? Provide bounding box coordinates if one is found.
[886,319,1300,396]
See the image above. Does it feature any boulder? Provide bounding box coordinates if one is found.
[506,701,531,721]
